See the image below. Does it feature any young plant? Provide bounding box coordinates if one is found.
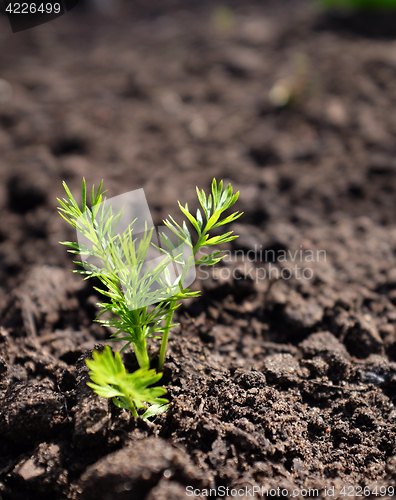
[86,346,168,419]
[58,178,241,417]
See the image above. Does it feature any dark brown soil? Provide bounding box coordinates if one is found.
[1,0,396,498]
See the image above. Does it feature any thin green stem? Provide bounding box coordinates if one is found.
[158,299,176,372]
[134,338,150,369]
[124,394,138,418]
[130,308,150,369]
[193,229,208,256]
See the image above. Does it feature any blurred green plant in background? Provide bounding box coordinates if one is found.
[269,53,315,109]
[211,5,236,34]
[318,0,396,10]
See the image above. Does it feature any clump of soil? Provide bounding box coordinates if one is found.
[1,0,396,498]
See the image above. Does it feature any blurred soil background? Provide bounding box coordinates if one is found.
[1,0,396,498]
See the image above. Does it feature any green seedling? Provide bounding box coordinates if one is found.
[58,178,242,418]
[269,53,313,109]
[86,346,168,418]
